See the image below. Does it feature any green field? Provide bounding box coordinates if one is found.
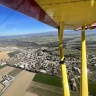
[8,50,20,57]
[33,73,62,88]
[89,80,96,96]
[78,79,96,96]
[0,65,7,69]
[33,74,96,95]
[8,68,22,77]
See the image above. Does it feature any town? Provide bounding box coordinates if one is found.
[0,43,96,95]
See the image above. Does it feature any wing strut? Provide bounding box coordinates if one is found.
[80,27,88,96]
[58,22,70,96]
[91,0,95,6]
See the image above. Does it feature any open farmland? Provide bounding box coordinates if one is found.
[0,51,10,60]
[2,71,36,96]
[8,50,20,58]
[0,66,15,91]
[28,73,79,96]
[0,66,15,78]
[8,68,22,77]
[33,73,62,87]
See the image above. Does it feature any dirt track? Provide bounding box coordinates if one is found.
[23,92,38,96]
[0,51,9,60]
[2,71,35,96]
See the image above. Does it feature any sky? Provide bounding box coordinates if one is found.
[0,4,57,36]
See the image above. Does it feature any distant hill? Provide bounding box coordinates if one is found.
[0,30,96,39]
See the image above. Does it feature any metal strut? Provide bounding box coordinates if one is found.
[80,27,88,96]
[58,22,70,96]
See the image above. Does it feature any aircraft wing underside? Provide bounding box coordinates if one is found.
[0,0,96,29]
[0,0,58,28]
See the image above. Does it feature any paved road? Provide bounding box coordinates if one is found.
[2,71,35,96]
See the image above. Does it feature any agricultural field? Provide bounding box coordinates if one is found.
[8,68,22,77]
[89,80,96,96]
[33,73,62,88]
[8,50,20,58]
[33,73,96,96]
[0,66,15,77]
[0,51,10,60]
[0,65,7,69]
[28,73,79,96]
[2,71,36,96]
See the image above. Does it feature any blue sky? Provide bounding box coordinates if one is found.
[0,4,57,36]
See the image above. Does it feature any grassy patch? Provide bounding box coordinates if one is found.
[8,51,20,57]
[78,79,96,96]
[89,80,96,96]
[0,65,7,69]
[33,74,96,96]
[33,73,62,88]
[8,68,22,77]
[28,86,62,96]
